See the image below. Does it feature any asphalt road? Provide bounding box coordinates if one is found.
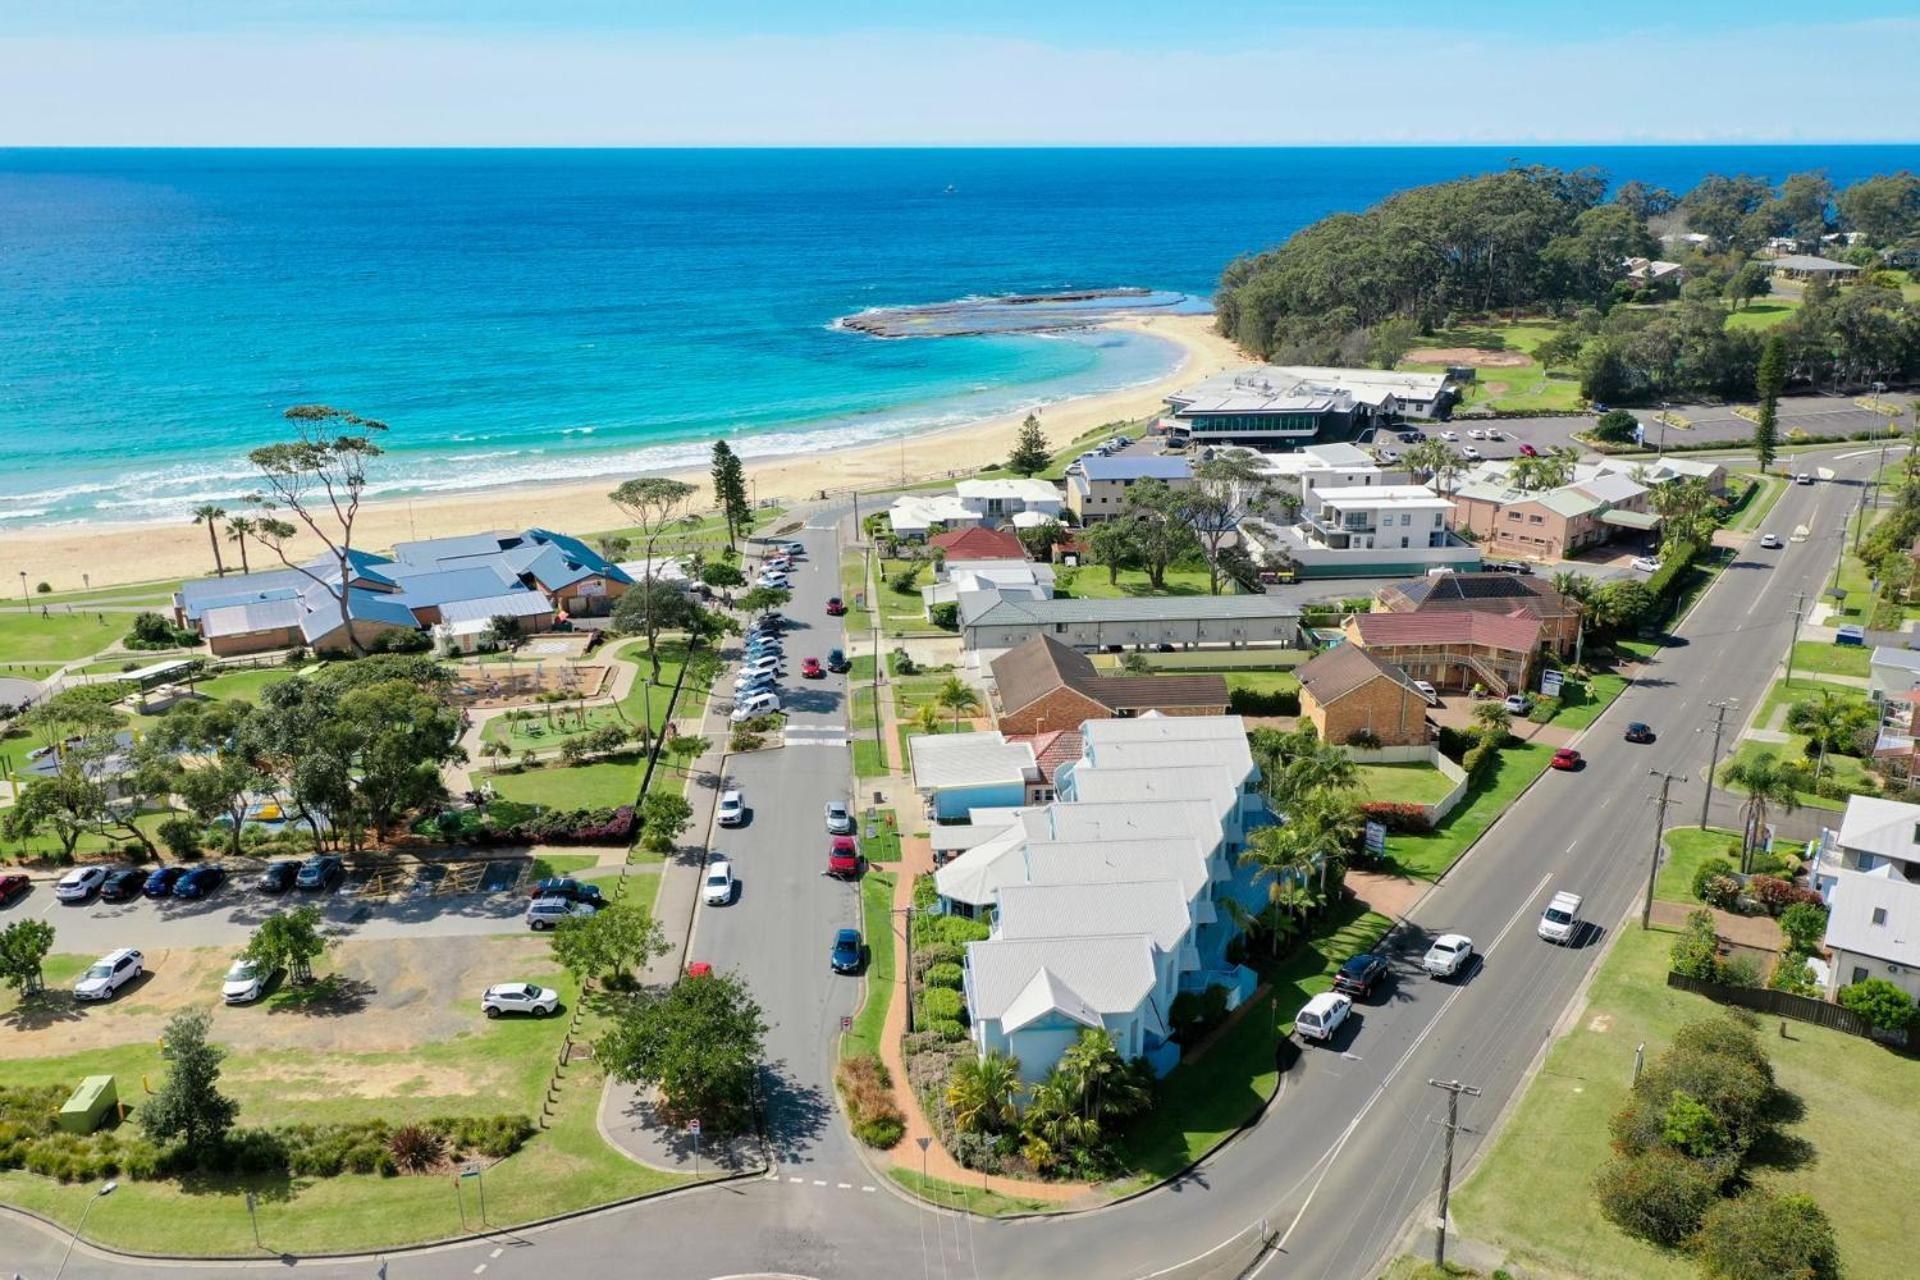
[2,455,1879,1279]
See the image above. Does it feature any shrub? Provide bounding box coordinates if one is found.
[1169,986,1230,1046]
[369,628,433,654]
[1593,408,1640,443]
[1769,950,1819,995]
[1777,901,1828,953]
[922,1017,967,1042]
[1659,1089,1729,1159]
[1692,1191,1841,1280]
[890,648,919,676]
[1717,951,1764,988]
[835,1055,907,1150]
[1527,696,1561,723]
[1344,728,1381,749]
[916,988,965,1024]
[1668,1011,1773,1086]
[1700,874,1743,911]
[1436,725,1478,762]
[1690,856,1738,902]
[922,962,964,990]
[1745,874,1797,916]
[1837,976,1919,1032]
[1227,686,1299,716]
[156,816,203,862]
[913,939,962,973]
[1360,801,1433,834]
[1593,1148,1720,1245]
[916,913,990,948]
[929,602,959,630]
[387,1124,446,1173]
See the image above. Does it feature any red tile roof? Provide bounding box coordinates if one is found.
[929,526,1028,560]
[1349,609,1542,653]
[1007,729,1084,784]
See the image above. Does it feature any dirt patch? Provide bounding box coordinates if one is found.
[239,1059,504,1102]
[1406,346,1534,368]
[1587,1013,1614,1033]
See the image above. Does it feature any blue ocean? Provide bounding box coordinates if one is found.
[2,146,1916,528]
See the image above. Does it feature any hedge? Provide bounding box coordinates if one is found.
[1228,687,1300,716]
[915,987,966,1024]
[923,962,964,989]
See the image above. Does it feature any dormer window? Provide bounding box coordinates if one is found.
[1873,907,1889,926]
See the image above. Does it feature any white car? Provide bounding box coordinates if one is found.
[731,692,781,722]
[1484,428,1504,441]
[716,789,747,827]
[1411,680,1439,707]
[54,866,109,902]
[74,948,143,1002]
[756,572,791,588]
[1759,532,1782,549]
[825,800,856,835]
[1503,693,1530,715]
[1467,428,1486,440]
[735,657,782,685]
[1629,556,1662,573]
[1440,430,1459,442]
[779,541,805,556]
[1295,991,1352,1043]
[482,982,559,1018]
[1795,473,1814,485]
[1422,934,1474,979]
[703,857,735,906]
[222,957,266,1004]
[1461,445,1481,460]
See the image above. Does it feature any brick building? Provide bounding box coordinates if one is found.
[1373,573,1583,657]
[1343,610,1543,697]
[1295,644,1432,748]
[988,635,1230,735]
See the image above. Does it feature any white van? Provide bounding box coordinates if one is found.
[730,691,781,723]
[1295,991,1352,1044]
[1538,890,1583,945]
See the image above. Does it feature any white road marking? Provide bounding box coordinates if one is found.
[863,1185,878,1192]
[490,1248,504,1259]
[1566,841,1578,854]
[838,1182,853,1189]
[473,1266,487,1276]
[814,1179,828,1186]
[790,1176,805,1183]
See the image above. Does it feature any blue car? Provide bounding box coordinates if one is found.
[830,928,864,974]
[142,866,186,898]
[172,865,226,900]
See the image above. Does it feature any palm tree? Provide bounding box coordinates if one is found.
[224,515,256,575]
[192,504,228,577]
[1721,751,1803,873]
[1058,1030,1149,1124]
[936,676,980,730]
[1022,1070,1100,1155]
[1221,897,1301,959]
[1786,692,1874,783]
[1471,701,1513,742]
[1550,570,1593,606]
[1280,740,1359,805]
[911,703,943,736]
[480,740,510,774]
[1241,822,1322,931]
[946,1051,1022,1135]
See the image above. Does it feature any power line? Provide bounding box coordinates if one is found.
[1426,1078,1481,1271]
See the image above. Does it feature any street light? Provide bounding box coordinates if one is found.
[54,1180,116,1280]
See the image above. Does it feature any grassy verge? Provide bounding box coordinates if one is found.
[888,1167,1056,1216]
[1654,827,1745,904]
[1724,471,1786,533]
[1453,925,1920,1280]
[530,852,600,879]
[852,737,889,781]
[1090,648,1304,671]
[1380,743,1556,880]
[1717,737,1864,813]
[838,554,876,634]
[860,807,903,863]
[1788,639,1870,679]
[841,869,896,1060]
[1112,901,1392,1187]
[1543,672,1630,730]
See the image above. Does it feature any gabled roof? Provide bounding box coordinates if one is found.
[967,934,1161,1032]
[1836,795,1920,865]
[1298,642,1424,706]
[996,880,1193,954]
[930,526,1028,560]
[1069,764,1240,816]
[1007,729,1083,784]
[1870,646,1920,675]
[989,634,1229,718]
[1377,573,1577,620]
[1825,870,1920,967]
[968,594,1297,629]
[389,566,521,611]
[1023,839,1216,906]
[999,968,1105,1034]
[298,588,418,642]
[910,731,1037,793]
[436,592,556,625]
[1349,610,1543,653]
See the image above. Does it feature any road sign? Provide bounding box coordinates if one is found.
[1364,821,1387,855]
[1541,669,1565,697]
[461,1166,480,1179]
[687,1118,701,1135]
[840,1016,852,1031]
[916,1137,932,1152]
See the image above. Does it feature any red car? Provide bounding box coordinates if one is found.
[1551,748,1582,771]
[1518,442,1539,457]
[801,657,825,679]
[828,836,861,879]
[825,597,847,616]
[684,961,713,980]
[0,874,29,907]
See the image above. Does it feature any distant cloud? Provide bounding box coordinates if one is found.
[2,23,1914,145]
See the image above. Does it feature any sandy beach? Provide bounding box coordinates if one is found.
[8,313,1249,592]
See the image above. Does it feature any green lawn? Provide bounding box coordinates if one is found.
[841,869,897,1060]
[1654,826,1746,904]
[1454,925,1920,1280]
[1724,471,1786,533]
[1754,675,1872,733]
[0,609,125,665]
[860,807,903,863]
[889,1167,1056,1217]
[1113,902,1393,1187]
[1788,639,1870,678]
[1380,743,1557,880]
[852,736,889,781]
[1402,321,1583,413]
[487,754,646,810]
[1723,298,1802,331]
[845,653,878,681]
[1093,647,1304,671]
[1057,566,1226,599]
[837,554,876,634]
[1543,671,1629,730]
[0,662,61,682]
[14,578,186,606]
[875,560,942,634]
[1355,763,1457,806]
[1223,671,1301,697]
[1718,737,1866,813]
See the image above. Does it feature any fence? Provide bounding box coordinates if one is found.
[1665,970,1910,1046]
[1349,743,1472,825]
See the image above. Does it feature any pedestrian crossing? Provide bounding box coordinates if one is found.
[783,723,850,747]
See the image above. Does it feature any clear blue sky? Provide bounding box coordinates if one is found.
[4,1,1916,145]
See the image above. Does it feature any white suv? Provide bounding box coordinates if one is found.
[74,948,143,1002]
[482,982,559,1018]
[716,790,747,827]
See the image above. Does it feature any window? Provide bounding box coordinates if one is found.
[1873,907,1889,926]
[1528,514,1544,524]
[1853,966,1870,985]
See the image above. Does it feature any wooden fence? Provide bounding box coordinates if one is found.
[1666,970,1910,1046]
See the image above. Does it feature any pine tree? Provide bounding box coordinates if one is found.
[1753,335,1785,474]
[140,1010,239,1150]
[1007,414,1051,476]
[710,440,750,549]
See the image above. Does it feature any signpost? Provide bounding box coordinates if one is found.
[1540,669,1564,698]
[459,1165,486,1225]
[245,1189,262,1248]
[1364,821,1388,857]
[689,1118,701,1177]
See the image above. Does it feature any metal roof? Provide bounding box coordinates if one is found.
[966,934,1160,1028]
[910,732,1037,793]
[995,880,1193,954]
[1074,456,1194,482]
[1825,870,1920,967]
[436,592,556,625]
[965,593,1299,629]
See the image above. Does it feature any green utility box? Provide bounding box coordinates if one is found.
[57,1075,119,1134]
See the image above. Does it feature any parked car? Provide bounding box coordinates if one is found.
[482,982,559,1018]
[143,866,187,899]
[54,866,109,903]
[716,789,747,827]
[1331,952,1390,1000]
[731,691,781,722]
[1795,473,1814,485]
[1835,624,1867,647]
[172,865,226,900]
[1422,934,1474,979]
[685,961,714,979]
[756,572,791,588]
[735,655,783,683]
[532,877,604,905]
[1461,445,1481,460]
[1440,430,1459,442]
[1624,722,1655,744]
[1503,693,1530,715]
[297,854,346,891]
[753,611,787,630]
[1296,991,1352,1043]
[74,948,144,1001]
[1484,428,1505,441]
[0,873,30,907]
[779,541,806,556]
[1759,532,1782,549]
[703,857,736,906]
[526,896,600,930]
[734,675,779,701]
[257,860,300,893]
[1411,680,1439,707]
[827,836,861,879]
[1517,442,1539,457]
[830,927,865,974]
[1538,890,1583,944]
[1629,556,1662,573]
[1467,428,1486,440]
[801,657,825,679]
[827,648,851,673]
[1551,747,1583,771]
[825,596,847,616]
[222,957,266,1004]
[825,801,856,835]
[99,868,145,902]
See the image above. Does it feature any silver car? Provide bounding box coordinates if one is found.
[825,801,856,835]
[526,896,599,931]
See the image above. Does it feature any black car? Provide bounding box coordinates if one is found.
[830,928,865,974]
[532,877,605,906]
[1624,722,1656,744]
[173,865,226,900]
[257,860,300,893]
[99,867,146,902]
[296,855,346,891]
[826,648,851,673]
[1331,953,1391,1000]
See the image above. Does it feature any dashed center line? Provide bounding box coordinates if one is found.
[490,1248,504,1259]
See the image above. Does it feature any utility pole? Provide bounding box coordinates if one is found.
[1646,769,1684,929]
[1698,699,1735,829]
[1783,591,1807,688]
[1426,1078,1481,1270]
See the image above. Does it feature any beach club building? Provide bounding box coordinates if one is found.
[174,527,627,657]
[1162,366,1452,449]
[934,714,1268,1084]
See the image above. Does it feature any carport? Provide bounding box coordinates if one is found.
[1599,509,1660,534]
